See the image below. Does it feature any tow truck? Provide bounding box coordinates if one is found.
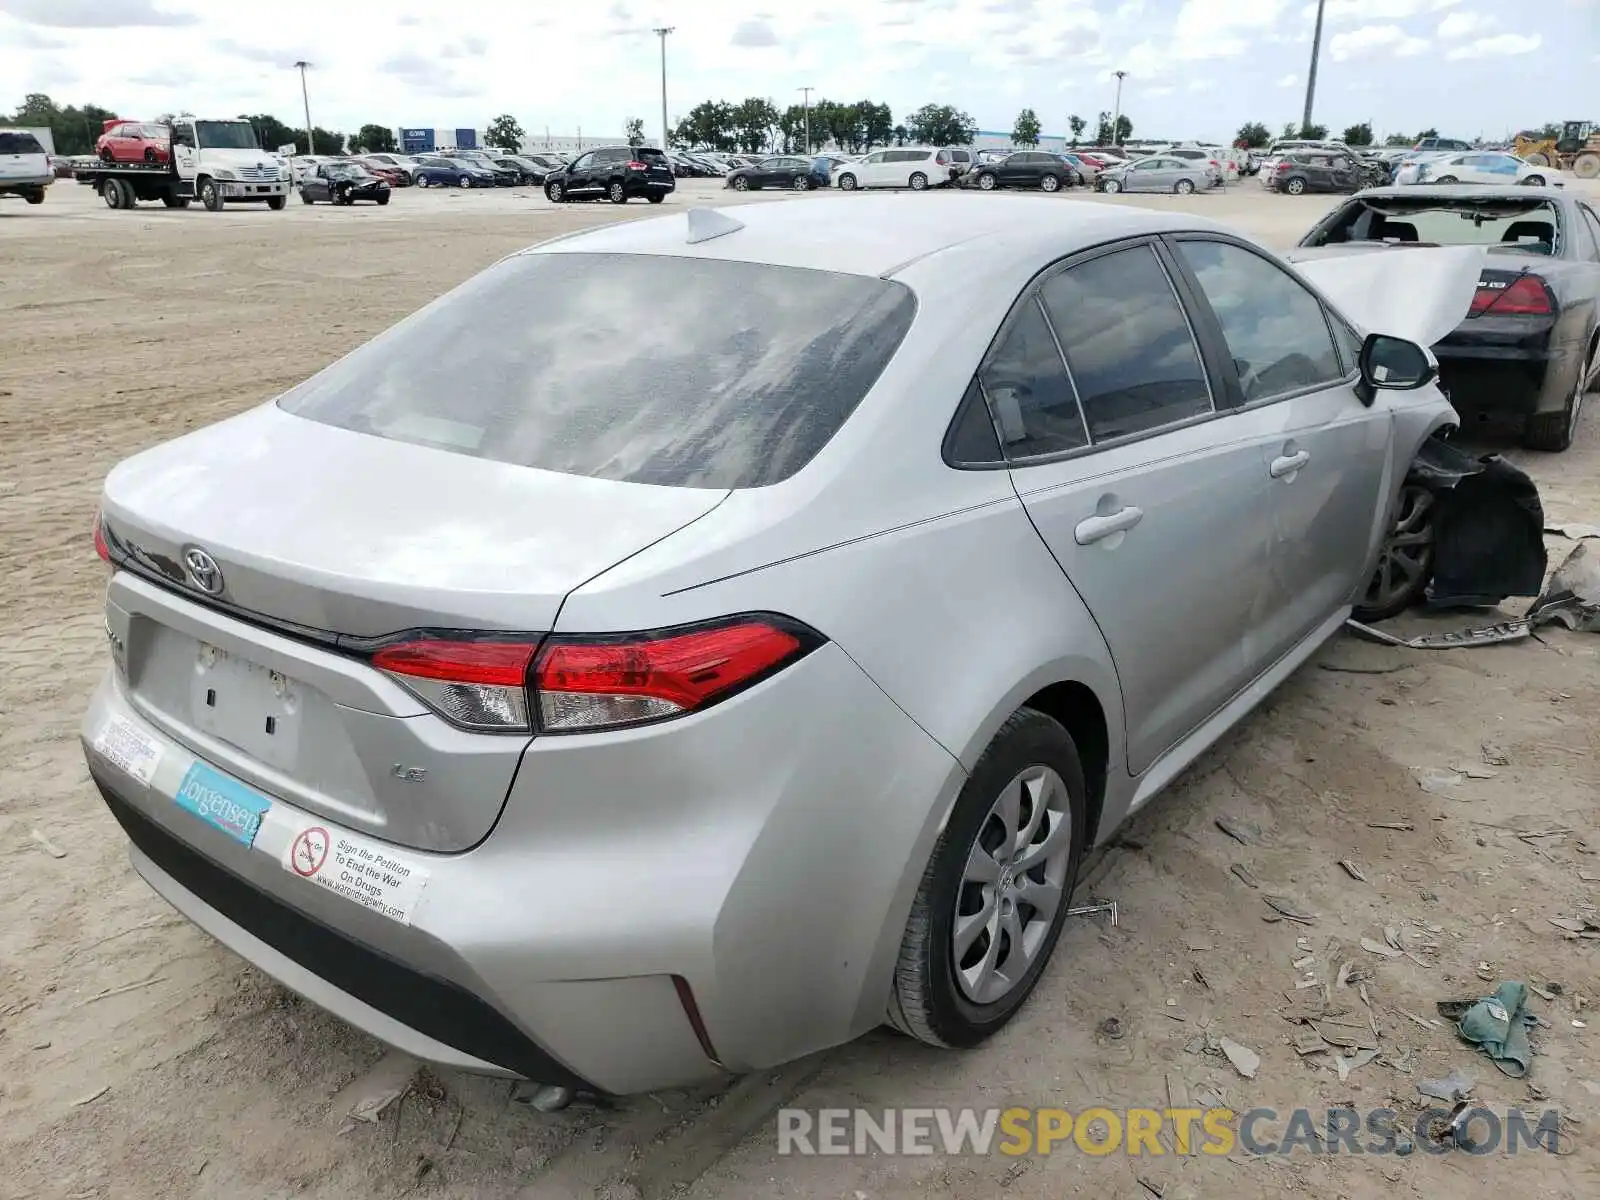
[75,116,291,211]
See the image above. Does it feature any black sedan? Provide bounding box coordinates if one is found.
[299,162,391,206]
[966,151,1076,193]
[725,155,821,192]
[493,155,547,185]
[1290,186,1600,451]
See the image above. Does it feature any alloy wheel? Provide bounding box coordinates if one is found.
[953,765,1073,1005]
[1362,485,1435,615]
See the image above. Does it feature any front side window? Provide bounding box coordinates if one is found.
[1038,245,1212,441]
[1176,240,1342,402]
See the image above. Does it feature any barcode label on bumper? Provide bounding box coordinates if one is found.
[278,821,430,926]
[91,715,163,785]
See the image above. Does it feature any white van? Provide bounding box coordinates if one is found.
[0,128,53,205]
[833,147,953,191]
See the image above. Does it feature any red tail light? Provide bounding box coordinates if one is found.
[1275,161,1292,172]
[94,512,110,562]
[373,639,538,731]
[626,160,647,170]
[533,615,822,733]
[1469,275,1553,316]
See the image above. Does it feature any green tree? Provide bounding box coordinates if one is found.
[892,123,909,146]
[730,97,779,152]
[859,100,894,150]
[625,117,645,147]
[290,127,344,154]
[1341,122,1373,147]
[485,114,524,151]
[1235,121,1271,148]
[1298,122,1328,140]
[1093,111,1128,144]
[244,113,302,154]
[1012,107,1041,146]
[1068,113,1086,145]
[1282,121,1299,140]
[777,103,807,152]
[353,124,397,153]
[675,100,736,151]
[1384,131,1412,147]
[905,103,977,146]
[811,100,863,152]
[1415,127,1438,140]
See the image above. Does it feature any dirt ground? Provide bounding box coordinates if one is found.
[3,178,1599,1200]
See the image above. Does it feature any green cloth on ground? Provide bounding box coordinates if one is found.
[1457,981,1537,1077]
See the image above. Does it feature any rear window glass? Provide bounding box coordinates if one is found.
[279,253,917,489]
[0,131,45,154]
[1316,199,1564,255]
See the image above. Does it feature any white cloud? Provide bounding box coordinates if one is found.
[1276,72,1300,86]
[1188,78,1216,92]
[1445,32,1541,56]
[0,0,195,26]
[730,18,780,47]
[1306,0,1458,20]
[1436,10,1491,35]
[1329,23,1429,59]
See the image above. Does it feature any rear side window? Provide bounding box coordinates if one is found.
[978,299,1086,457]
[1038,246,1212,442]
[0,131,45,154]
[279,253,917,490]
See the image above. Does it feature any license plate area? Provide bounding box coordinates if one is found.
[190,642,303,770]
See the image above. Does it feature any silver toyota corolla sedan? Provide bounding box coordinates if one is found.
[83,195,1455,1097]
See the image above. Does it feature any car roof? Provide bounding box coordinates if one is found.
[521,194,1235,280]
[1358,184,1568,200]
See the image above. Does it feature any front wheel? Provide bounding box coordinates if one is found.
[1175,178,1196,195]
[909,171,928,191]
[545,181,564,202]
[199,178,223,211]
[376,193,390,206]
[837,173,858,191]
[732,175,749,191]
[1040,174,1061,193]
[416,175,430,188]
[1354,484,1436,621]
[977,172,997,191]
[888,708,1086,1049]
[266,195,286,210]
[608,180,627,204]
[1434,175,1458,185]
[1101,178,1121,194]
[458,175,473,188]
[299,189,314,204]
[1521,175,1546,187]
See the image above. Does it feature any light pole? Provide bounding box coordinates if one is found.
[653,27,674,151]
[1111,70,1127,146]
[1302,0,1327,136]
[798,86,814,153]
[292,60,313,155]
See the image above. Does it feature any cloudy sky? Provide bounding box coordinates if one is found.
[1,0,1594,143]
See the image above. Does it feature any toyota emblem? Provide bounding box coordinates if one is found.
[182,547,225,596]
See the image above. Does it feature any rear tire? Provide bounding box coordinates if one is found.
[791,174,810,191]
[23,188,44,205]
[416,175,431,188]
[98,146,115,164]
[1523,342,1594,452]
[647,193,665,203]
[1284,177,1305,195]
[101,177,131,209]
[888,708,1087,1049]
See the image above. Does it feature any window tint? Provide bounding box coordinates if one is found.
[1038,246,1211,441]
[978,299,1086,457]
[1177,240,1342,402]
[0,131,45,154]
[1579,205,1600,261]
[280,253,917,490]
[945,378,1004,465]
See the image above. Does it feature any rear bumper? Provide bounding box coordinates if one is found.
[81,638,961,1094]
[1435,326,1574,418]
[0,175,52,191]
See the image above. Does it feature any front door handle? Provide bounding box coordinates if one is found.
[1074,506,1144,545]
[1270,450,1311,478]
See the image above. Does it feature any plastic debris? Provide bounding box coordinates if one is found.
[1215,816,1263,846]
[1416,767,1464,795]
[1362,937,1404,958]
[1263,895,1318,924]
[1339,859,1367,882]
[1481,742,1511,766]
[1219,1038,1260,1079]
[1418,1068,1476,1102]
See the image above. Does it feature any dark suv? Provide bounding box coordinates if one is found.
[544,147,676,204]
[1267,151,1363,195]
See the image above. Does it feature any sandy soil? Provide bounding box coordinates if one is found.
[2,178,1598,1200]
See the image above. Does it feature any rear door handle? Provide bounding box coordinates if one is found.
[1270,450,1311,478]
[1074,506,1144,545]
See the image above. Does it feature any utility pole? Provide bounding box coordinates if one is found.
[293,60,313,155]
[1303,0,1327,135]
[653,27,674,151]
[1111,70,1127,146]
[798,86,814,153]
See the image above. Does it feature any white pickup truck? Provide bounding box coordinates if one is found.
[76,116,291,211]
[0,127,54,206]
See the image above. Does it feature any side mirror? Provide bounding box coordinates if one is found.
[1356,333,1436,405]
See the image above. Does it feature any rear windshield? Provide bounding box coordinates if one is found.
[0,131,45,154]
[1311,198,1565,255]
[279,253,917,489]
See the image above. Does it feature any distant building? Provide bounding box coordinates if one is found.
[972,130,1071,153]
[394,127,631,156]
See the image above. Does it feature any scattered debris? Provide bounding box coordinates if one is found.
[341,1086,405,1131]
[1292,953,1315,969]
[1184,934,1214,952]
[1263,895,1318,924]
[1228,863,1259,889]
[1339,859,1367,882]
[78,974,166,1006]
[1291,1027,1329,1055]
[1526,541,1600,632]
[71,1086,110,1107]
[1215,816,1263,846]
[1549,915,1600,938]
[1418,1068,1476,1102]
[1318,661,1409,675]
[1456,981,1538,1077]
[1395,1007,1440,1031]
[1362,937,1404,959]
[1481,742,1511,767]
[1416,767,1464,795]
[1309,1013,1378,1051]
[1477,961,1496,982]
[1336,1047,1381,1082]
[1367,820,1415,832]
[1545,521,1600,541]
[1219,1038,1260,1079]
[1528,982,1558,1002]
[1348,618,1533,649]
[29,828,66,859]
[1453,764,1500,780]
[1098,1016,1124,1041]
[1067,899,1119,926]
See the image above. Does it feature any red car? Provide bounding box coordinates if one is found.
[362,164,409,188]
[96,120,171,165]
